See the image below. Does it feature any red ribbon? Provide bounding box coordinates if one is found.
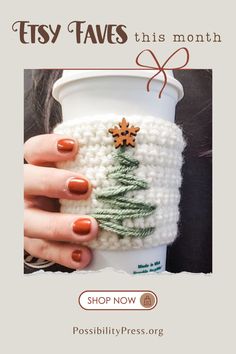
[136,47,190,98]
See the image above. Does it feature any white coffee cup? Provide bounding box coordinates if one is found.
[53,70,184,274]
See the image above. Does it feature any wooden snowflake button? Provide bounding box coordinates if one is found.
[108,118,140,148]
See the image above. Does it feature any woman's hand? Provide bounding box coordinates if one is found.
[24,134,98,270]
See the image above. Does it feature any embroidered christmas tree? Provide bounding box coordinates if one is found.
[92,118,156,239]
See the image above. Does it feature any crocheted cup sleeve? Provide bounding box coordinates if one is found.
[54,114,185,251]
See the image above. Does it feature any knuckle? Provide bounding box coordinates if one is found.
[40,169,57,196]
[39,170,50,195]
[56,249,66,267]
[36,241,50,259]
[24,238,50,262]
[24,137,35,162]
[47,215,61,240]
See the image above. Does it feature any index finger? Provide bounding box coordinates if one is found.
[24,134,79,165]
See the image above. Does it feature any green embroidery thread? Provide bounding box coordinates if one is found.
[92,146,156,239]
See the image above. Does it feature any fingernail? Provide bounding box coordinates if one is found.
[57,139,75,152]
[68,178,89,195]
[73,218,91,235]
[72,250,82,263]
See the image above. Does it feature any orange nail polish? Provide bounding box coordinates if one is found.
[57,139,75,152]
[73,218,91,235]
[68,178,89,195]
[72,250,82,263]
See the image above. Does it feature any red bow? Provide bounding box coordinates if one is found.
[136,47,190,98]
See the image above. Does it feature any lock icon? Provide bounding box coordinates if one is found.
[144,295,151,307]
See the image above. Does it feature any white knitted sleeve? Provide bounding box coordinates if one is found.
[54,114,185,250]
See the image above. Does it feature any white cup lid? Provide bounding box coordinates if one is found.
[53,69,184,101]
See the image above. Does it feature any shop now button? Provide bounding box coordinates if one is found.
[78,290,158,310]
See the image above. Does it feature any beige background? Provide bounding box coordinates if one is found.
[1,0,235,352]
